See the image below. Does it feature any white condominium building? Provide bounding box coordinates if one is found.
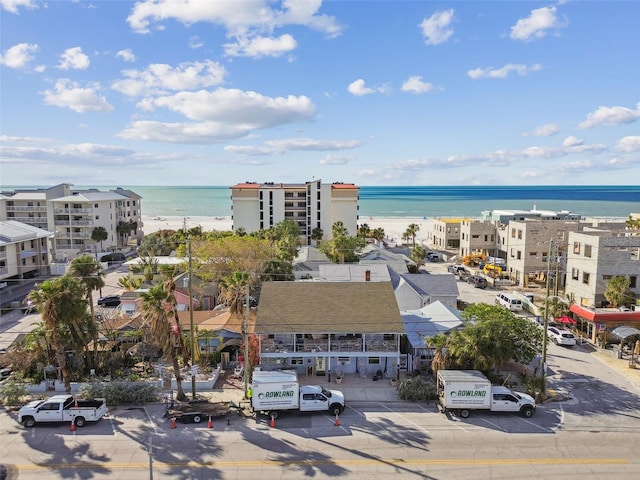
[230,180,359,244]
[0,184,143,261]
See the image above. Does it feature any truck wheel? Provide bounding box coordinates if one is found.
[75,416,86,427]
[23,417,35,428]
[521,406,534,418]
[192,415,202,424]
[459,409,470,419]
[330,404,343,415]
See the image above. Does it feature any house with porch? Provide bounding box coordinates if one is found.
[255,281,404,380]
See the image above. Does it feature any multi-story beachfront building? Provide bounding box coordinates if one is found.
[0,184,143,261]
[230,180,358,244]
[0,221,53,284]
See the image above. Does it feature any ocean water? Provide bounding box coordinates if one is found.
[4,185,639,219]
[128,185,640,219]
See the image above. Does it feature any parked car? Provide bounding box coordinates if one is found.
[547,326,576,346]
[447,265,467,275]
[467,275,488,289]
[97,295,121,307]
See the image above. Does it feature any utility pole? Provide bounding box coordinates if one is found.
[188,237,196,399]
[243,284,250,399]
[541,239,553,395]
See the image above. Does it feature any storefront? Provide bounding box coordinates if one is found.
[570,304,640,345]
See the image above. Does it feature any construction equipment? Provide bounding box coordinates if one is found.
[463,253,486,267]
[483,264,503,278]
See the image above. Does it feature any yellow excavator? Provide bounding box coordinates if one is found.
[463,253,486,267]
[483,264,503,278]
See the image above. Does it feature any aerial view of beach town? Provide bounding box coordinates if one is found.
[2,1,640,479]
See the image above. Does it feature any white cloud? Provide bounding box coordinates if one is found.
[224,34,297,58]
[119,88,315,143]
[0,42,38,68]
[579,102,640,129]
[224,145,275,156]
[57,47,90,70]
[347,79,378,96]
[125,1,341,70]
[42,79,114,113]
[616,136,640,153]
[319,154,354,165]
[116,49,136,63]
[467,63,542,79]
[225,137,360,156]
[0,0,37,14]
[189,36,204,49]
[510,6,567,42]
[419,9,454,45]
[401,76,434,94]
[562,136,583,147]
[522,123,560,137]
[112,60,227,97]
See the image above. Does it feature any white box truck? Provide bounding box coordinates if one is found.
[437,370,536,419]
[251,369,345,418]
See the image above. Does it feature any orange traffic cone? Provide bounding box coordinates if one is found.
[74,398,78,408]
[70,419,76,432]
[208,416,213,429]
[334,414,340,427]
[270,415,276,428]
[170,417,177,429]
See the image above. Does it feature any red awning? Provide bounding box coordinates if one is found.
[556,316,576,325]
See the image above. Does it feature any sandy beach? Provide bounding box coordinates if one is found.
[141,215,434,244]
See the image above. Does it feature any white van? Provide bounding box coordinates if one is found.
[495,293,523,311]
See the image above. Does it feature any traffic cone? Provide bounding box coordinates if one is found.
[334,414,340,427]
[70,419,76,432]
[170,417,177,429]
[270,415,276,428]
[208,416,213,429]
[74,398,78,408]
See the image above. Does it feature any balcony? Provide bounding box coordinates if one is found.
[260,336,398,354]
[54,208,93,214]
[10,216,48,224]
[5,205,47,212]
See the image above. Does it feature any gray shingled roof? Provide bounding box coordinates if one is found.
[256,281,403,334]
[399,273,459,297]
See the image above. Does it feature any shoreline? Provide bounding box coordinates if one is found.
[141,215,435,243]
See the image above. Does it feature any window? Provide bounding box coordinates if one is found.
[582,272,590,284]
[517,229,522,240]
[572,268,579,280]
[368,357,380,365]
[337,357,351,365]
[584,244,592,258]
[511,228,516,238]
[573,242,581,254]
[631,247,639,261]
[516,251,522,260]
[630,276,637,289]
[290,358,303,365]
[603,275,612,280]
[529,251,538,257]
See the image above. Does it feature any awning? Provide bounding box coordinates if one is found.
[556,316,576,325]
[610,326,640,340]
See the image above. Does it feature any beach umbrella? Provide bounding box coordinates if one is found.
[556,316,576,325]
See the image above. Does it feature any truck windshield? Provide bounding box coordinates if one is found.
[321,387,332,398]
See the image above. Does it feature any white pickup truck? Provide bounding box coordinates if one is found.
[251,369,345,418]
[18,395,108,427]
[437,370,536,419]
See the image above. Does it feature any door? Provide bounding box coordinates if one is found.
[301,393,328,412]
[491,394,520,412]
[315,357,326,376]
[36,402,62,421]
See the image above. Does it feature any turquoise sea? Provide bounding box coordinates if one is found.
[4,185,640,219]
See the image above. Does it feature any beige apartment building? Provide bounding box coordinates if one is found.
[459,220,497,257]
[230,180,359,245]
[1,184,143,261]
[565,228,640,309]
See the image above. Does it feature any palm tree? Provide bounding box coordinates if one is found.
[28,277,88,393]
[311,227,323,246]
[358,223,371,239]
[219,271,250,315]
[91,226,108,254]
[405,223,420,248]
[69,255,106,367]
[139,279,189,401]
[118,274,144,291]
[372,227,385,243]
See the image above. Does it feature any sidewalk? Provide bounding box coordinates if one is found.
[591,348,640,391]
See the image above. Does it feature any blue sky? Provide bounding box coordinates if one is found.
[1,0,639,187]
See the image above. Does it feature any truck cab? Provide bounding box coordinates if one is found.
[300,385,344,413]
